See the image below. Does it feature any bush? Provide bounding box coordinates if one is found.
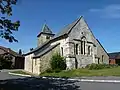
[0,55,13,69]
[45,68,53,73]
[85,63,117,70]
[50,53,66,71]
[54,68,61,73]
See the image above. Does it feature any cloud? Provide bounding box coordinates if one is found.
[89,4,120,19]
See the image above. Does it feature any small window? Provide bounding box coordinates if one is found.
[61,47,63,56]
[46,36,50,39]
[88,46,90,55]
[81,41,83,54]
[76,44,78,55]
[83,41,85,55]
[35,59,37,65]
[102,55,104,62]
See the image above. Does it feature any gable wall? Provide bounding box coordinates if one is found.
[67,17,109,67]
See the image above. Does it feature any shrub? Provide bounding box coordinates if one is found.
[45,68,53,73]
[85,63,117,70]
[54,68,61,73]
[0,55,13,69]
[50,53,66,71]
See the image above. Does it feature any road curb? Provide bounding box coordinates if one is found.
[8,73,120,83]
[41,77,120,83]
[8,72,32,77]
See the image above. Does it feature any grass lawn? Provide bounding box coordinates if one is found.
[41,66,120,78]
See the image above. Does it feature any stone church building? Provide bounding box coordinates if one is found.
[24,16,109,75]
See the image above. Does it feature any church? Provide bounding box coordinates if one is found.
[24,16,109,75]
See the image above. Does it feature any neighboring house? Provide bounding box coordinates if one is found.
[108,52,120,65]
[24,16,109,75]
[0,46,24,69]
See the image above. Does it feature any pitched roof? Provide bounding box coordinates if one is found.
[24,40,51,56]
[33,43,60,58]
[108,52,120,59]
[0,46,22,57]
[55,16,82,38]
[37,24,53,37]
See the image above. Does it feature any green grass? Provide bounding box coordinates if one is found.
[41,67,120,77]
[11,70,31,75]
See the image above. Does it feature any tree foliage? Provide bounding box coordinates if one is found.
[0,55,13,69]
[50,53,66,71]
[0,0,20,42]
[18,49,22,55]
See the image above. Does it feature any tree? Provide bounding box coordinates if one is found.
[0,0,20,42]
[18,49,22,55]
[30,48,33,51]
[0,55,13,69]
[50,53,66,70]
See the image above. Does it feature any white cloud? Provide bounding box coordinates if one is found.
[89,4,120,19]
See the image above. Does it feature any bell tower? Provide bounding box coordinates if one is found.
[37,24,55,46]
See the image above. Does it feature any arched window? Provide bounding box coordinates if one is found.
[81,36,86,55]
[76,44,78,55]
[81,41,83,54]
[61,47,63,56]
[83,41,85,55]
[88,46,91,55]
[102,55,104,63]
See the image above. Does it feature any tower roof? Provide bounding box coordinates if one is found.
[41,24,52,34]
[37,24,53,37]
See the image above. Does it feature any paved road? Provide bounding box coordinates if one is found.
[0,72,120,90]
[0,72,25,80]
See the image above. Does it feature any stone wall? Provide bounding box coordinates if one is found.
[24,53,34,73]
[39,44,60,73]
[94,39,109,64]
[37,34,54,47]
[33,58,40,75]
[65,17,109,68]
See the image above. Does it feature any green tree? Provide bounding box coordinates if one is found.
[0,0,20,42]
[50,53,66,70]
[0,55,13,69]
[18,49,22,55]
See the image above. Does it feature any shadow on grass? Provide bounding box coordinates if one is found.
[0,77,81,90]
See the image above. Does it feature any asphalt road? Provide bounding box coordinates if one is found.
[0,72,120,90]
[0,72,25,80]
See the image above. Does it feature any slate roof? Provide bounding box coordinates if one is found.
[33,43,60,58]
[55,16,82,38]
[0,46,22,57]
[37,24,53,37]
[108,52,120,59]
[23,40,51,56]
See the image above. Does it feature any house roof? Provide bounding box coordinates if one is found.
[108,52,120,59]
[0,46,22,57]
[33,43,60,58]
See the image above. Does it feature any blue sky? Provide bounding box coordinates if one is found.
[0,0,120,53]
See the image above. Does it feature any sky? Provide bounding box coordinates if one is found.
[0,0,120,53]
